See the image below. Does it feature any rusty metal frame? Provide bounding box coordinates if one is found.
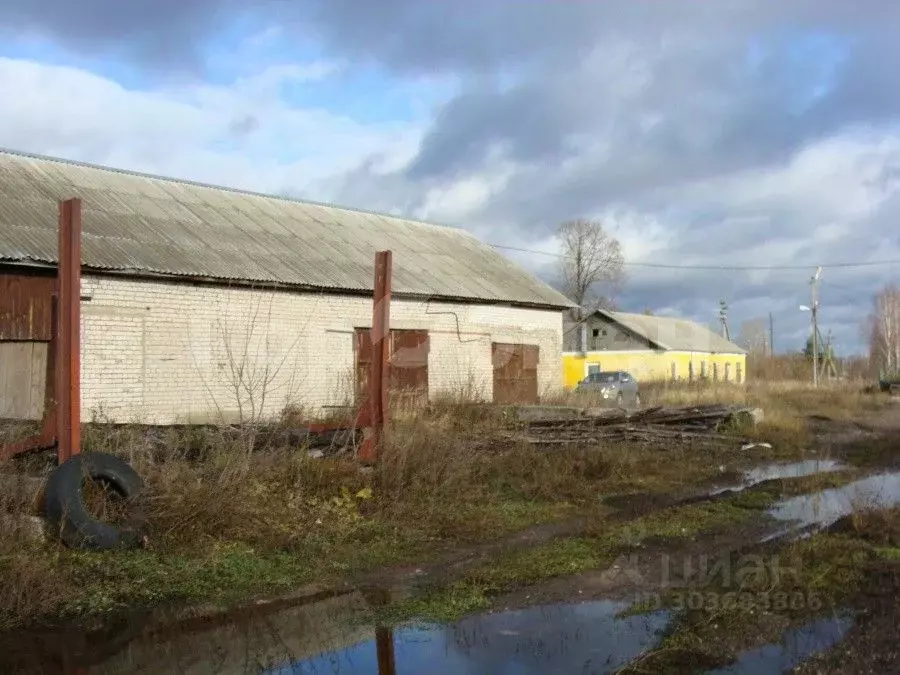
[2,218,391,467]
[1,198,82,464]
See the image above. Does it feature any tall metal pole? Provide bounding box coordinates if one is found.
[768,312,774,358]
[810,267,822,388]
[359,250,392,465]
[57,198,82,463]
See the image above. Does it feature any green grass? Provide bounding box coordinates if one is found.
[875,546,900,560]
[612,501,753,544]
[617,532,884,673]
[380,537,616,625]
[3,382,892,631]
[60,545,319,617]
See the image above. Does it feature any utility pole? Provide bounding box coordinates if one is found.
[810,266,822,387]
[768,312,774,358]
[719,299,731,341]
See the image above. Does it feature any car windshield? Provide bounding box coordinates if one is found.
[594,373,618,383]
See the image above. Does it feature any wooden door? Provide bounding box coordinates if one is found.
[492,343,539,404]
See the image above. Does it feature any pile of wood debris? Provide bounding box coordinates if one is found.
[512,404,763,447]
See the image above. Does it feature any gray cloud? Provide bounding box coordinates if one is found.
[4,0,900,354]
[0,0,242,70]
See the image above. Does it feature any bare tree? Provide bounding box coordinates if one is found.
[867,283,900,375]
[558,218,625,314]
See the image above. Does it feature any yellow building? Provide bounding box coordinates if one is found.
[562,309,747,388]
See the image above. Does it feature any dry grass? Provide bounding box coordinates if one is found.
[0,377,891,628]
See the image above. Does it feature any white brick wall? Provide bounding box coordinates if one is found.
[79,276,564,424]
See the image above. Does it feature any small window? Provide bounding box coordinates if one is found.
[700,361,708,378]
[725,363,731,382]
[671,362,677,381]
[688,361,695,382]
[592,328,601,338]
[736,362,743,384]
[713,363,719,381]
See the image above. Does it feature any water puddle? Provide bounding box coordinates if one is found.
[767,471,900,534]
[268,600,671,675]
[709,459,845,496]
[704,615,853,674]
[6,594,671,674]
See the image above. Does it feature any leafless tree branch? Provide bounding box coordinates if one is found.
[557,218,625,318]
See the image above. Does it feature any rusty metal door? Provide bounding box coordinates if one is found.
[355,328,430,406]
[388,329,429,408]
[0,273,54,341]
[354,328,373,403]
[492,343,539,404]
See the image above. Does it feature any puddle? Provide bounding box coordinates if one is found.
[767,471,900,534]
[709,459,845,496]
[704,615,853,674]
[4,594,671,675]
[267,600,670,674]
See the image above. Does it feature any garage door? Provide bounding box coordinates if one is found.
[492,343,539,404]
[355,329,430,407]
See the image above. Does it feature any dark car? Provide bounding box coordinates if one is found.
[575,370,641,407]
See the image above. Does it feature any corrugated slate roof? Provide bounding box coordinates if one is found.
[0,149,574,309]
[601,310,746,354]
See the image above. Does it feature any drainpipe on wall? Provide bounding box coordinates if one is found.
[580,320,588,356]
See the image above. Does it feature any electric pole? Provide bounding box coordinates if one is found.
[719,299,731,341]
[810,266,822,387]
[768,312,774,358]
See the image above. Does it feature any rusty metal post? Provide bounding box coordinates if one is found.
[56,198,82,465]
[359,250,392,465]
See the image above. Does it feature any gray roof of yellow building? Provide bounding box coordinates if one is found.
[0,149,574,309]
[601,310,747,354]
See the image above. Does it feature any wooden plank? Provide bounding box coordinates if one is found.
[29,343,47,419]
[0,342,45,419]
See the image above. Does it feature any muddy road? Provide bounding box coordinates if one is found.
[1,406,898,674]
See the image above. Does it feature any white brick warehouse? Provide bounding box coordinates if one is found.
[0,150,574,423]
[79,276,564,424]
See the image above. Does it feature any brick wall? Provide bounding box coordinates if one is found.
[79,276,564,424]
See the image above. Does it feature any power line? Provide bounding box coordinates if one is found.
[489,243,900,271]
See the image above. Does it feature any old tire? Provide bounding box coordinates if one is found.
[43,451,145,551]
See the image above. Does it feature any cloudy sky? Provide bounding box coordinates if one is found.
[2,1,899,355]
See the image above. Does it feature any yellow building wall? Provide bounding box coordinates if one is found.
[562,350,747,389]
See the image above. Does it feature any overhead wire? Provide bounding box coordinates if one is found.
[488,243,900,271]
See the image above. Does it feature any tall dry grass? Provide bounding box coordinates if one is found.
[641,378,884,420]
[0,375,890,627]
